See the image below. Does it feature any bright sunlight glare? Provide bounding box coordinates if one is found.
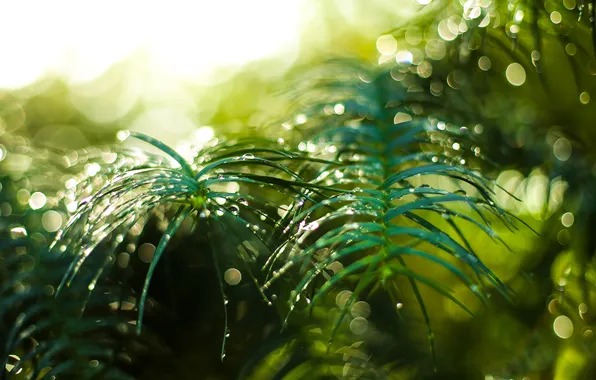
[0,0,306,88]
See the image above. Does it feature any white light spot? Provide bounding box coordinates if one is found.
[116,130,130,142]
[506,63,526,86]
[41,210,63,232]
[396,50,414,64]
[438,19,457,41]
[561,212,574,227]
[376,35,397,55]
[295,114,307,124]
[553,315,573,339]
[226,182,240,193]
[10,226,27,239]
[28,192,47,210]
[195,126,214,143]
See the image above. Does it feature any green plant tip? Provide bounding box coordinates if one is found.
[190,195,207,210]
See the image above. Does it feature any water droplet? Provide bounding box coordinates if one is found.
[396,302,404,309]
[237,198,248,206]
[229,205,240,215]
[10,226,27,239]
[242,153,255,160]
[116,130,130,141]
[295,114,307,124]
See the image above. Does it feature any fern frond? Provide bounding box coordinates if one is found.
[262,61,519,364]
[46,131,351,363]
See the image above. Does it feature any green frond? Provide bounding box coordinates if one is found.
[260,60,520,364]
[41,131,364,366]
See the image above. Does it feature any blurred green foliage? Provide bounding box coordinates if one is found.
[2,0,596,379]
